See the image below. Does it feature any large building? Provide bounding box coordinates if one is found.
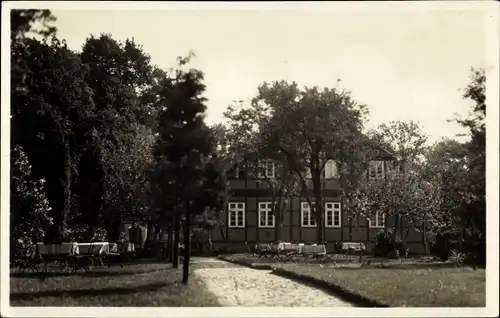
[209,149,426,254]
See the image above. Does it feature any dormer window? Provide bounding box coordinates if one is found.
[368,161,384,179]
[258,159,275,178]
[305,159,339,179]
[322,159,339,179]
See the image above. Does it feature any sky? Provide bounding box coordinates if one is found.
[50,5,487,144]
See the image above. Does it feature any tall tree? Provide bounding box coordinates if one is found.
[11,36,95,242]
[248,81,368,243]
[455,68,486,265]
[78,34,155,241]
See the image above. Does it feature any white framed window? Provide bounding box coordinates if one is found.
[387,161,402,179]
[228,202,245,228]
[325,202,341,227]
[301,202,316,227]
[258,202,275,228]
[368,161,385,179]
[322,160,339,179]
[368,211,385,228]
[258,159,275,178]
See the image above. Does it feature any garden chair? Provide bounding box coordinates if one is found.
[105,243,130,268]
[256,243,272,258]
[68,243,95,274]
[275,243,300,261]
[14,244,38,273]
[301,244,328,262]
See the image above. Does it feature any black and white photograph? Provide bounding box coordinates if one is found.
[1,1,498,317]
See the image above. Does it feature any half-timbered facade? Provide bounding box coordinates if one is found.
[210,149,426,254]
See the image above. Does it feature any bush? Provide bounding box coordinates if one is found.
[373,229,392,257]
[332,241,343,254]
[373,229,408,258]
[430,229,463,261]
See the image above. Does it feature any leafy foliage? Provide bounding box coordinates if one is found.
[10,146,53,253]
[11,35,95,242]
[347,121,440,258]
[11,9,57,40]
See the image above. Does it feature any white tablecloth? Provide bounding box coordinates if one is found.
[342,242,366,251]
[278,242,300,251]
[76,242,111,255]
[298,244,327,255]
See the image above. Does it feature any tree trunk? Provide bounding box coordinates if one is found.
[172,215,180,268]
[391,214,400,258]
[182,203,191,285]
[61,139,71,239]
[313,179,324,244]
[274,200,282,243]
[219,224,226,241]
[275,221,282,243]
[423,223,429,255]
[167,224,173,261]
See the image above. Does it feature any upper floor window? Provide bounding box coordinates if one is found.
[322,160,339,179]
[228,202,245,228]
[305,159,339,179]
[325,202,341,227]
[386,161,402,179]
[368,161,385,179]
[258,159,275,178]
[301,202,317,227]
[368,211,385,228]
[258,202,275,228]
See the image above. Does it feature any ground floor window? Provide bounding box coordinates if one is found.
[228,202,245,228]
[258,202,275,227]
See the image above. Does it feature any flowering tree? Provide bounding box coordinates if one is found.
[348,121,440,257]
[10,146,53,255]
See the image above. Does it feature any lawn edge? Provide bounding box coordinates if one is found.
[218,255,273,270]
[271,267,389,307]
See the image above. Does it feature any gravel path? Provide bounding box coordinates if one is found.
[194,259,353,307]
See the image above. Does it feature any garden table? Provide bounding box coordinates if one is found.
[36,242,79,272]
[36,242,79,256]
[77,242,111,255]
[298,244,328,260]
[341,242,366,253]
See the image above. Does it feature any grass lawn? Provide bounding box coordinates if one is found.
[10,261,221,306]
[272,264,486,307]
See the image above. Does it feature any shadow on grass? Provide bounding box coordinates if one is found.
[10,281,177,301]
[271,269,388,307]
[10,267,169,279]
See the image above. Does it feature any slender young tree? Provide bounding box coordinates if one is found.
[153,53,222,283]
